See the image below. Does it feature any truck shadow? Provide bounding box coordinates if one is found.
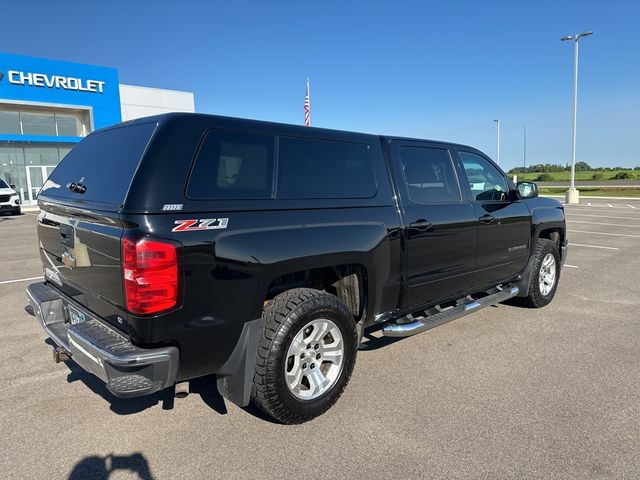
[54,334,391,422]
[57,344,269,420]
[68,453,154,480]
[63,359,279,422]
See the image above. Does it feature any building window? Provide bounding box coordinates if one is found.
[0,105,89,137]
[21,111,56,136]
[0,110,21,135]
[0,141,77,204]
[56,113,83,137]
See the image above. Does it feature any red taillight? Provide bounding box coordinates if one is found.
[122,237,180,315]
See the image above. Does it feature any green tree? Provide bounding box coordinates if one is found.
[575,161,592,171]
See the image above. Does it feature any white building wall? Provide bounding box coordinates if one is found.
[119,84,195,121]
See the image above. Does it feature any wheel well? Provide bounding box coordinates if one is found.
[538,228,563,247]
[265,265,367,322]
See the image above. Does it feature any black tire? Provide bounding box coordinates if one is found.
[12,207,21,216]
[251,288,358,424]
[516,238,561,308]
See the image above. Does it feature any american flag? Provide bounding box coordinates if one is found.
[304,78,310,127]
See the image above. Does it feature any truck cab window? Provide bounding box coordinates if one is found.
[459,151,508,201]
[399,146,461,203]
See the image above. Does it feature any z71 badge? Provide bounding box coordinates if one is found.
[172,218,229,232]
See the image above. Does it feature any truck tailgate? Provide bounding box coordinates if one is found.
[38,202,126,328]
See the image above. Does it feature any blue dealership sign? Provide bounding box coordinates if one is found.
[0,52,122,132]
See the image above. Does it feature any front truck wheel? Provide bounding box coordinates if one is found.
[251,288,358,424]
[516,238,561,308]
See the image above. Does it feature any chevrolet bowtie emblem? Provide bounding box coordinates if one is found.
[62,251,76,269]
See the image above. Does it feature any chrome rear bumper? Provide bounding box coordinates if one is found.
[26,282,178,398]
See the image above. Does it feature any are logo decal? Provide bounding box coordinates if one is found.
[172,218,229,232]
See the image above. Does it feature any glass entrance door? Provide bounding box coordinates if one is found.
[25,165,56,205]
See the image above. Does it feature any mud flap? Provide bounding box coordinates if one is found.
[515,255,536,298]
[216,318,261,407]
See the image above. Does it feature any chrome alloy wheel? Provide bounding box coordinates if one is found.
[539,252,557,296]
[284,318,344,400]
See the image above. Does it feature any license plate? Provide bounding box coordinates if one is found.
[67,304,86,325]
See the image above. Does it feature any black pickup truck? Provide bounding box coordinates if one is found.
[26,113,567,424]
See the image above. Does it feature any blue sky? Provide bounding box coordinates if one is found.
[4,0,639,170]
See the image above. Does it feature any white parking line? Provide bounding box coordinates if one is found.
[568,229,640,238]
[570,243,619,250]
[564,264,579,268]
[572,203,639,209]
[567,220,640,228]
[566,213,640,221]
[566,207,640,214]
[567,203,640,209]
[0,275,43,285]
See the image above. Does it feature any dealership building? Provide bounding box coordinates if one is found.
[0,52,195,205]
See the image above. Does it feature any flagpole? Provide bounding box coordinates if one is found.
[306,77,310,127]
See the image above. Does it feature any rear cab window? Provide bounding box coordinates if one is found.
[398,146,461,203]
[41,122,156,207]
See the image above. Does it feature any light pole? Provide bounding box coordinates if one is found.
[493,119,500,167]
[561,31,593,204]
[523,125,527,181]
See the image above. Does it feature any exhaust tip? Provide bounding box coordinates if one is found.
[53,346,71,363]
[175,381,189,398]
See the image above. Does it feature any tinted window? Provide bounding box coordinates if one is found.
[188,130,274,199]
[459,151,508,201]
[42,123,156,205]
[399,146,461,203]
[277,137,375,199]
[0,178,9,189]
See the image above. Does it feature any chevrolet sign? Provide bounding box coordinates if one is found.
[7,70,105,93]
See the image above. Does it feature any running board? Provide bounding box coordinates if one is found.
[382,285,519,338]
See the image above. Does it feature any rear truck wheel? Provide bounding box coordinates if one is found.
[251,288,358,424]
[517,238,561,308]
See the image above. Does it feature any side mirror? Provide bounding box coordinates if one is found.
[10,184,16,189]
[517,181,538,199]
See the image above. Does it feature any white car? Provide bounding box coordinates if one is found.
[0,178,21,215]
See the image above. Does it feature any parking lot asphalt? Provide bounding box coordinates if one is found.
[1,201,639,480]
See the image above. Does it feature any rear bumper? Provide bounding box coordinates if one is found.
[26,282,178,398]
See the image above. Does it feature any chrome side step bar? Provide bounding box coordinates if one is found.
[382,285,519,338]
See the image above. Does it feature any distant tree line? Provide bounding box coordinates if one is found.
[508,162,640,174]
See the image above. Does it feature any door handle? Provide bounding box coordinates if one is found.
[410,219,432,231]
[479,214,495,224]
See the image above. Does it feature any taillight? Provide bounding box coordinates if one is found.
[122,237,180,315]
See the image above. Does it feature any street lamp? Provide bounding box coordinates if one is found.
[493,119,500,167]
[561,31,593,204]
